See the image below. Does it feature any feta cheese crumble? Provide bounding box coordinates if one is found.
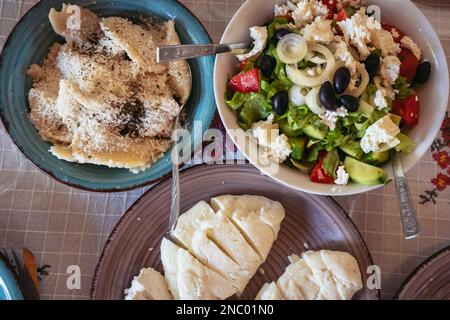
[302,16,335,44]
[374,90,388,110]
[251,114,279,147]
[335,165,350,185]
[400,36,422,60]
[251,115,292,163]
[338,8,381,59]
[371,29,401,57]
[236,26,268,62]
[274,4,291,17]
[319,107,348,131]
[292,0,329,27]
[271,134,293,163]
[360,115,400,154]
[379,55,401,85]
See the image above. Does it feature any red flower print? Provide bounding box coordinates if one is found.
[433,151,450,169]
[442,116,450,131]
[431,173,450,191]
[444,130,450,147]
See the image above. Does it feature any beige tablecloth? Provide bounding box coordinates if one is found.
[0,0,449,300]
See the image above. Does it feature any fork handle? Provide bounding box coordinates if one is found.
[157,43,251,62]
[392,152,421,239]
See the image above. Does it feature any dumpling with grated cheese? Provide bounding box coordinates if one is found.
[27,5,190,172]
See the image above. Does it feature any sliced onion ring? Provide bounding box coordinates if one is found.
[285,44,336,87]
[276,34,308,64]
[306,86,326,115]
[344,62,369,98]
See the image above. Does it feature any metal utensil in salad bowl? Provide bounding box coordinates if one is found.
[157,42,252,63]
[391,151,421,240]
[213,0,449,196]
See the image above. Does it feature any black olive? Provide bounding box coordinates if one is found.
[339,95,359,112]
[272,92,289,115]
[274,28,292,44]
[412,61,431,86]
[333,67,351,94]
[364,53,381,78]
[319,81,339,111]
[258,55,276,78]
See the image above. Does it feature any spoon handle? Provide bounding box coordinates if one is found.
[157,43,251,63]
[392,152,421,239]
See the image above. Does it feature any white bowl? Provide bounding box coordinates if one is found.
[214,0,449,196]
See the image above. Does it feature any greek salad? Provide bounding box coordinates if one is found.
[226,0,431,186]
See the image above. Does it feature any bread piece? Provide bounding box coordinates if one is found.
[124,268,172,300]
[160,238,237,300]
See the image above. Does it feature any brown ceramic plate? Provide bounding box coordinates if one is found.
[91,164,379,300]
[395,246,450,300]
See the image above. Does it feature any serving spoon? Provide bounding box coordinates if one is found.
[391,150,421,239]
[157,43,252,63]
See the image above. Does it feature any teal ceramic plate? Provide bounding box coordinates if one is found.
[0,260,23,300]
[0,0,214,191]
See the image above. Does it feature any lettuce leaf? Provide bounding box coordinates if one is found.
[268,17,289,38]
[226,92,247,110]
[322,149,340,178]
[287,105,318,131]
[394,76,415,99]
[237,93,272,129]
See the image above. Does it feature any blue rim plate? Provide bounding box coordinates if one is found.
[0,0,215,192]
[0,260,23,300]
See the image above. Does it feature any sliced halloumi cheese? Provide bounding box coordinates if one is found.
[124,267,172,300]
[210,195,285,259]
[173,201,262,292]
[276,257,321,300]
[210,195,285,234]
[160,238,237,300]
[256,251,363,300]
[255,282,285,300]
[302,250,363,300]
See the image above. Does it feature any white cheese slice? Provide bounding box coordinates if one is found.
[255,282,285,300]
[124,267,172,300]
[210,195,285,260]
[160,238,237,300]
[302,250,363,300]
[256,250,363,300]
[172,201,262,292]
[210,195,285,235]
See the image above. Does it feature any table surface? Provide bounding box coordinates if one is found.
[0,0,449,300]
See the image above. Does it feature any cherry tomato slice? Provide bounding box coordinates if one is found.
[392,94,420,128]
[399,48,419,83]
[310,152,335,184]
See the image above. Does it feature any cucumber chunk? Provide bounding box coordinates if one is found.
[344,157,388,185]
[303,125,327,140]
[339,141,364,160]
